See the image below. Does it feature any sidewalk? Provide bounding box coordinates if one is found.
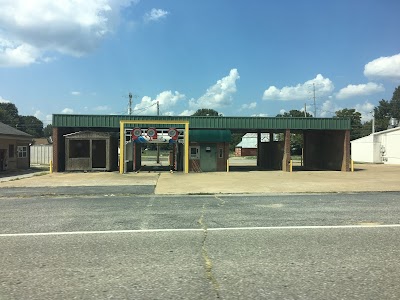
[1,164,400,195]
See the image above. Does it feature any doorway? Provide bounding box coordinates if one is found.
[200,144,217,172]
[92,140,106,169]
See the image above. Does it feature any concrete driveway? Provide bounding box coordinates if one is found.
[1,163,400,195]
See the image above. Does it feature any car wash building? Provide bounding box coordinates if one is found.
[52,114,351,173]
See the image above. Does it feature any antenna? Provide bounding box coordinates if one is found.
[128,92,132,115]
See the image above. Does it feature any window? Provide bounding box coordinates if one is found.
[9,144,14,158]
[189,146,200,160]
[69,140,90,158]
[219,148,223,158]
[17,146,27,158]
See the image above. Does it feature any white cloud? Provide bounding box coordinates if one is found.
[241,102,257,110]
[336,82,384,99]
[71,91,81,96]
[61,108,74,114]
[263,74,334,101]
[251,113,268,117]
[144,8,169,22]
[319,100,342,117]
[33,110,42,119]
[279,109,286,115]
[0,40,39,67]
[45,114,52,125]
[94,105,110,111]
[364,53,400,81]
[190,69,240,110]
[179,109,195,116]
[355,101,375,122]
[0,95,11,103]
[133,90,185,115]
[0,0,138,67]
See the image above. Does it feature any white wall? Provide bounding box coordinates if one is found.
[351,128,400,164]
[30,145,52,165]
[381,130,400,164]
[351,135,376,163]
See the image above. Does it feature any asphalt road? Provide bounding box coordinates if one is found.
[1,191,400,299]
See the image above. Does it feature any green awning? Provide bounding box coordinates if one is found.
[189,130,231,142]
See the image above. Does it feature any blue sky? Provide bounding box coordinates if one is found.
[1,0,399,125]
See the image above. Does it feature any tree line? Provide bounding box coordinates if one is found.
[0,103,52,137]
[1,85,399,141]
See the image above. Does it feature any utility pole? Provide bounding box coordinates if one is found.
[304,103,307,117]
[128,92,132,115]
[156,101,160,163]
[371,111,375,134]
[313,83,317,117]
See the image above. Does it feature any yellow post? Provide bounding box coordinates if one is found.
[184,122,189,174]
[119,121,124,174]
[226,159,229,172]
[119,120,190,174]
[351,159,354,172]
[49,160,53,173]
[290,159,293,173]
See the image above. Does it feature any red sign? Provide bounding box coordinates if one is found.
[131,128,142,140]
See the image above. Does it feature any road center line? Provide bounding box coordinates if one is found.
[1,224,400,237]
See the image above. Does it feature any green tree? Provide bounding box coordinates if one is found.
[18,115,44,137]
[43,124,53,137]
[230,132,243,153]
[373,86,400,132]
[0,103,19,127]
[360,120,373,137]
[334,108,362,140]
[276,109,312,118]
[192,108,220,116]
[374,99,391,132]
[390,86,400,120]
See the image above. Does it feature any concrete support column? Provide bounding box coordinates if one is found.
[303,131,308,168]
[52,127,59,172]
[256,132,261,166]
[341,129,350,172]
[282,129,291,172]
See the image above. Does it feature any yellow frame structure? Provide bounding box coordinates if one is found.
[119,120,190,174]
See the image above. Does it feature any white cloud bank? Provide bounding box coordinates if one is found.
[336,82,384,99]
[263,74,334,101]
[0,0,138,67]
[319,100,342,118]
[132,69,240,115]
[0,96,11,103]
[189,69,240,109]
[241,102,257,110]
[61,108,74,114]
[144,8,169,22]
[355,101,375,122]
[133,91,185,115]
[364,53,400,81]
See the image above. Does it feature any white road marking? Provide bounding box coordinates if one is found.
[1,224,400,237]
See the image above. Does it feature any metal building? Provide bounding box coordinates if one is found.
[52,114,351,173]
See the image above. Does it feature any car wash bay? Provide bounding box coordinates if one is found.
[51,115,351,173]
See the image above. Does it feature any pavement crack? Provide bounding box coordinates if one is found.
[198,203,221,299]
[214,195,225,206]
[139,196,155,230]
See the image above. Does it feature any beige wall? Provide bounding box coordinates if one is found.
[0,137,31,170]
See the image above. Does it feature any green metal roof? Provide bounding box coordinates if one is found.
[53,114,351,130]
[190,130,231,142]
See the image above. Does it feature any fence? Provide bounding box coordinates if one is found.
[30,145,53,165]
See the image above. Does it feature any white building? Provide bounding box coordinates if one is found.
[351,127,400,164]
